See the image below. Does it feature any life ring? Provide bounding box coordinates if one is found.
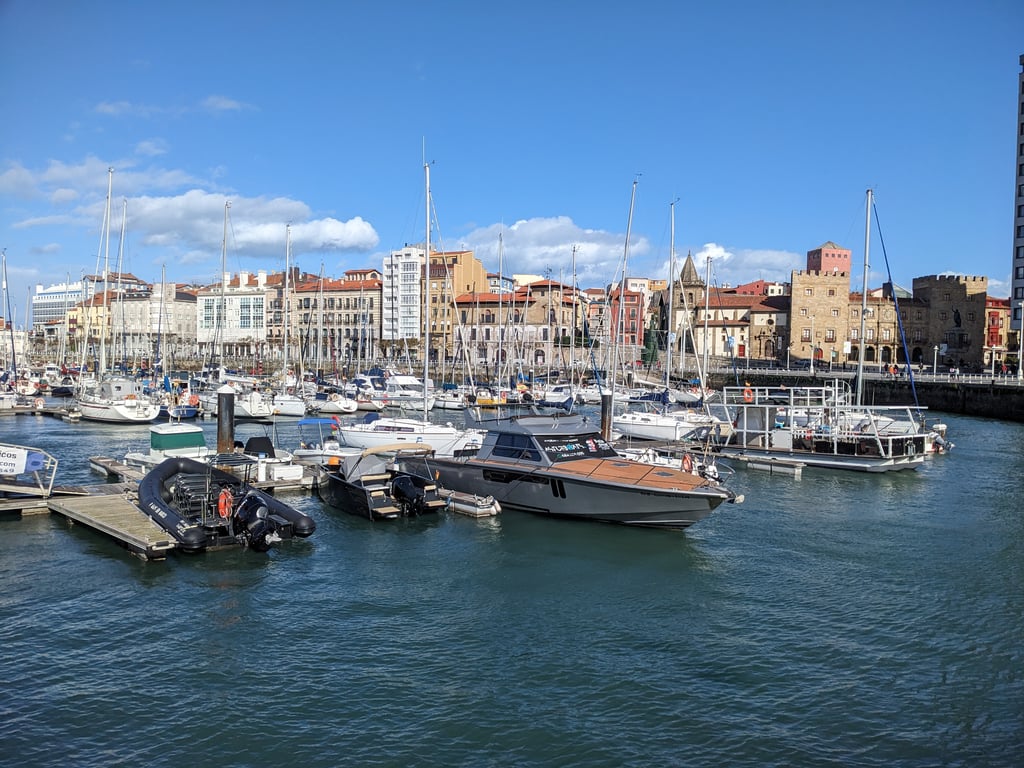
[217,488,233,519]
[682,453,693,473]
[742,387,754,403]
[189,394,200,407]
[33,397,45,410]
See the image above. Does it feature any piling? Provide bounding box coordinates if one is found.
[600,392,613,440]
[216,385,236,454]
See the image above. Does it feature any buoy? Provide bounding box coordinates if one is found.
[217,488,233,518]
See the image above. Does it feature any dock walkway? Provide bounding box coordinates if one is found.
[47,484,178,560]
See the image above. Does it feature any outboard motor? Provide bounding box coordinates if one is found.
[390,474,427,516]
[233,491,282,552]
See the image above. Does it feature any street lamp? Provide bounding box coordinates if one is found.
[1019,300,1024,383]
[932,345,938,376]
[809,316,815,376]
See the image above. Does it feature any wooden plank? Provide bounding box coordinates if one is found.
[48,494,177,559]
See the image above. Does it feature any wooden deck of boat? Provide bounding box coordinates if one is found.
[47,485,178,560]
[552,458,707,489]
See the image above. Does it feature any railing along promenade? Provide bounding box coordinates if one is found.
[702,366,1024,424]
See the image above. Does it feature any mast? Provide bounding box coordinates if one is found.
[114,198,127,372]
[218,200,230,380]
[98,167,113,377]
[1,250,16,383]
[666,200,677,391]
[611,177,639,395]
[702,253,712,389]
[422,161,430,422]
[155,264,165,376]
[856,189,871,406]
[283,224,291,392]
[570,245,578,389]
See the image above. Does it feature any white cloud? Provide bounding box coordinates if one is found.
[456,216,651,287]
[201,95,250,113]
[50,188,79,205]
[135,139,168,157]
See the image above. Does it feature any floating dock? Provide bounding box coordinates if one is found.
[47,484,178,560]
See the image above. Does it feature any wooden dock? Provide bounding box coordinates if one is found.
[47,484,178,560]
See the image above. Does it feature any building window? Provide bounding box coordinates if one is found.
[967,312,975,322]
[825,329,836,342]
[850,328,859,340]
[850,309,859,319]
[804,288,813,296]
[882,328,891,341]
[831,308,839,317]
[800,308,808,316]
[866,328,875,340]
[943,293,950,301]
[801,328,811,341]
[939,311,947,321]
[827,288,835,297]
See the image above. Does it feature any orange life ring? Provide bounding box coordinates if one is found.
[188,394,200,407]
[742,387,754,403]
[33,397,45,410]
[217,488,233,519]
[682,453,694,473]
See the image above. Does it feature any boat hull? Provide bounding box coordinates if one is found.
[400,455,729,530]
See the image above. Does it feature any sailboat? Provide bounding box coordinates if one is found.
[613,199,724,441]
[335,162,483,456]
[198,201,274,420]
[76,174,160,424]
[269,225,307,417]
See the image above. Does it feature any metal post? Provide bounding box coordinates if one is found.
[933,345,938,376]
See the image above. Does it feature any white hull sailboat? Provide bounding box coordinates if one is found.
[77,375,160,424]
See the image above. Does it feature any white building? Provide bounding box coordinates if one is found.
[196,270,267,360]
[382,246,424,342]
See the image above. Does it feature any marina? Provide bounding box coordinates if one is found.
[0,407,1020,766]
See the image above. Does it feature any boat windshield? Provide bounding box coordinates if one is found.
[536,433,619,463]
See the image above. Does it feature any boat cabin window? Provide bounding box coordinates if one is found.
[492,433,542,461]
[537,433,619,463]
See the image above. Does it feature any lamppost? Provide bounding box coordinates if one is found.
[1019,300,1024,383]
[932,345,938,376]
[809,316,815,376]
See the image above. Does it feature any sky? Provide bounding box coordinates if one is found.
[1,1,1022,327]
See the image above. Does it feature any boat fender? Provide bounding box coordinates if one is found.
[217,488,234,519]
[682,453,693,473]
[189,394,200,407]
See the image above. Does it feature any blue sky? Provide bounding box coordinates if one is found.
[1,1,1022,326]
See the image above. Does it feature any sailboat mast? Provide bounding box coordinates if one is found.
[666,200,676,390]
[611,177,639,395]
[98,167,113,376]
[856,189,871,406]
[218,200,230,380]
[702,254,712,389]
[422,162,431,422]
[283,224,291,389]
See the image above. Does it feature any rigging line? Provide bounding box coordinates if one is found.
[871,198,921,412]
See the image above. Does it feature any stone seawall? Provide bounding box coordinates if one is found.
[706,372,1024,424]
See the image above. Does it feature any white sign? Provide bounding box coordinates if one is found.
[0,447,29,475]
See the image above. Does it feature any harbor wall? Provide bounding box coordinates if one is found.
[706,373,1024,423]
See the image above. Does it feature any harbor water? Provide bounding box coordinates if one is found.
[1,409,1022,767]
